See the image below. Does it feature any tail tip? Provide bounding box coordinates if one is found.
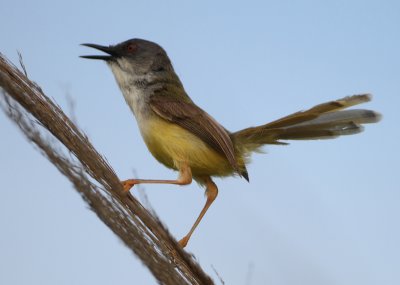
[364,110,382,123]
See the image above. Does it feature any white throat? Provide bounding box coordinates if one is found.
[108,61,154,123]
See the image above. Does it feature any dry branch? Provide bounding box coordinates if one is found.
[0,53,214,285]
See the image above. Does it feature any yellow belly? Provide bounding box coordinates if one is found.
[139,116,234,178]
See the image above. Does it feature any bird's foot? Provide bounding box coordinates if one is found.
[178,235,189,248]
[121,180,136,192]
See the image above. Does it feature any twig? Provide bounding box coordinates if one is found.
[245,262,254,285]
[17,51,27,76]
[0,53,214,285]
[211,265,225,285]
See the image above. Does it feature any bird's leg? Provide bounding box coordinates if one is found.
[178,177,218,247]
[121,163,192,192]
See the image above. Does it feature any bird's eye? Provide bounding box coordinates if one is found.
[126,43,138,53]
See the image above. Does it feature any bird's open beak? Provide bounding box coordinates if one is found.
[80,43,116,60]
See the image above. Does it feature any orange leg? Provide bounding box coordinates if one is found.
[121,164,192,191]
[178,177,218,247]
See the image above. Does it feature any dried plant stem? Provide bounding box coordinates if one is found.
[0,53,214,285]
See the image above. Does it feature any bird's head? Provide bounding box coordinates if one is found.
[81,38,173,79]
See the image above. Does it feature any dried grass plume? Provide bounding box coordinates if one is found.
[0,53,214,285]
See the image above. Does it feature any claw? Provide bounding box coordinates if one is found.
[178,236,189,248]
[121,180,135,192]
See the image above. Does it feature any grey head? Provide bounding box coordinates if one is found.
[81,38,175,77]
[81,38,187,119]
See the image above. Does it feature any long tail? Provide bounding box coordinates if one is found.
[233,94,381,154]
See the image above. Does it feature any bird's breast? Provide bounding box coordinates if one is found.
[139,115,235,178]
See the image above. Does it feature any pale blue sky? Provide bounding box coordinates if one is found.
[1,1,399,284]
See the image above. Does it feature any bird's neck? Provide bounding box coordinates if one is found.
[111,67,187,121]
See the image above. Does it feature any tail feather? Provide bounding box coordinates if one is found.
[269,121,363,140]
[292,109,379,127]
[233,94,381,153]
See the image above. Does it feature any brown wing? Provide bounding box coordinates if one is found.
[149,95,240,174]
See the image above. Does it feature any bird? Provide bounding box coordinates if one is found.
[81,38,381,247]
